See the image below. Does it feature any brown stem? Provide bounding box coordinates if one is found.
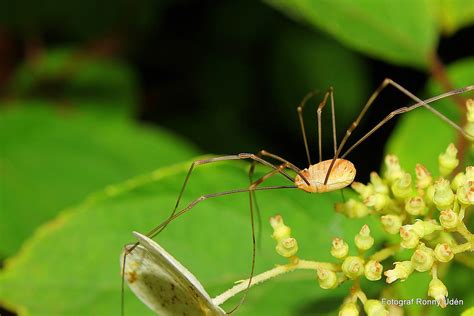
[429,53,468,170]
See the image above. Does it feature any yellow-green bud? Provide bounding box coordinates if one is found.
[384,261,414,283]
[467,99,474,123]
[457,181,474,206]
[384,155,404,183]
[351,182,374,200]
[355,225,374,250]
[415,164,432,189]
[342,256,365,279]
[270,215,291,242]
[381,215,402,234]
[434,243,454,262]
[465,166,474,181]
[316,267,338,289]
[411,243,435,272]
[370,172,389,194]
[438,143,459,177]
[451,172,466,191]
[465,100,474,140]
[336,199,370,218]
[364,300,388,316]
[364,260,383,281]
[331,238,349,259]
[391,172,413,200]
[433,179,454,210]
[439,209,458,230]
[275,237,298,257]
[400,225,420,249]
[339,302,359,316]
[365,193,389,212]
[424,185,435,206]
[428,278,448,308]
[405,197,426,215]
[412,219,442,238]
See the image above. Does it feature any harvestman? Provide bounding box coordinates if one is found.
[121,79,474,314]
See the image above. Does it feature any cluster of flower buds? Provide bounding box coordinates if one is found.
[330,225,382,283]
[334,143,473,309]
[268,140,473,314]
[269,216,389,315]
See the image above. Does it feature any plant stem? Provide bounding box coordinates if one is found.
[369,244,400,262]
[212,259,339,306]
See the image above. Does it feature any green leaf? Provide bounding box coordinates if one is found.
[0,103,197,257]
[436,0,474,35]
[462,306,474,316]
[0,161,383,316]
[385,58,474,174]
[264,0,438,68]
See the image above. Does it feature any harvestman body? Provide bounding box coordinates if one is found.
[122,79,474,314]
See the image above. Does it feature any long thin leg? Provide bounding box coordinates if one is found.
[247,150,304,250]
[316,87,338,161]
[121,184,297,316]
[324,80,474,184]
[229,162,292,314]
[297,92,317,166]
[341,85,474,158]
[153,153,295,239]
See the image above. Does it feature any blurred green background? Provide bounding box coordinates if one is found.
[0,0,473,315]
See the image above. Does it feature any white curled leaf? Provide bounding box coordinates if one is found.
[121,232,226,316]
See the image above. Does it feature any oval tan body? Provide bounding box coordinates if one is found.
[294,159,356,193]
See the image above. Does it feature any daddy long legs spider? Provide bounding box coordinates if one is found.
[121,79,474,315]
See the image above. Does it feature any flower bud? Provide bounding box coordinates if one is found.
[355,225,374,251]
[339,302,359,316]
[342,256,365,279]
[335,199,370,218]
[381,215,402,234]
[412,219,442,238]
[434,243,454,262]
[384,261,414,283]
[400,225,420,249]
[316,267,338,289]
[438,143,459,176]
[415,164,432,189]
[411,243,435,272]
[424,185,435,206]
[365,193,389,212]
[457,181,474,206]
[405,197,426,215]
[270,215,291,242]
[428,278,448,308]
[364,260,383,281]
[432,179,454,210]
[465,100,474,140]
[391,173,413,200]
[451,172,466,191]
[370,172,389,194]
[384,155,404,183]
[275,237,298,257]
[351,182,374,200]
[465,166,474,181]
[364,300,388,316]
[331,238,349,259]
[467,99,474,123]
[439,209,458,230]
